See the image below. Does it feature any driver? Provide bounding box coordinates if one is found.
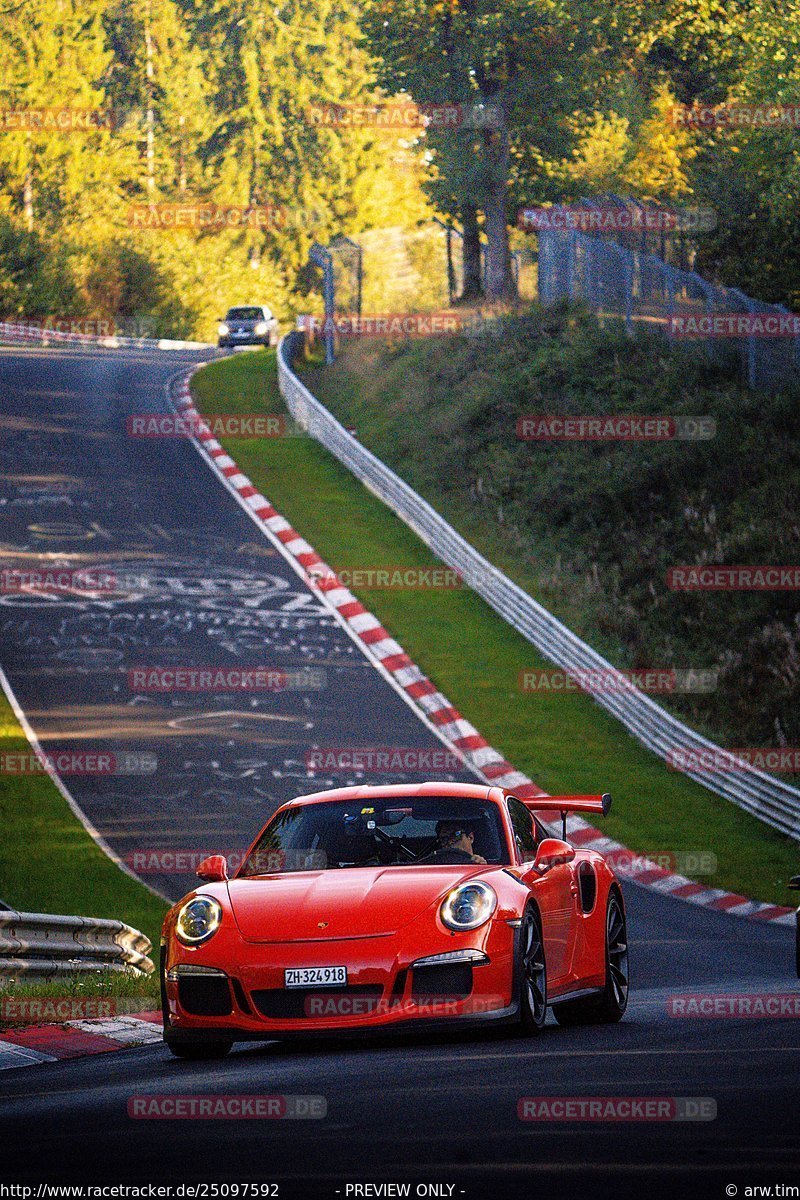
[419,820,488,865]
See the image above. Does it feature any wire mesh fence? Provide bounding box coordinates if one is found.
[536,196,800,392]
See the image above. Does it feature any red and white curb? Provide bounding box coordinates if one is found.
[0,1013,161,1071]
[170,368,794,930]
[0,351,791,1078]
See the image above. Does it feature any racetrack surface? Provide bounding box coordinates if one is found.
[0,346,798,1198]
[0,345,474,898]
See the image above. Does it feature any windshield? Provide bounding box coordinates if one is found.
[239,797,510,874]
[226,307,263,320]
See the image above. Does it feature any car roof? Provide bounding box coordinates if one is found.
[284,781,500,808]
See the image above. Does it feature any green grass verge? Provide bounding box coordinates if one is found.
[190,348,799,908]
[0,690,168,953]
[0,971,159,1027]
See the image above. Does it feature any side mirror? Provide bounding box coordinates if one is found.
[789,875,800,890]
[533,838,576,874]
[196,854,228,882]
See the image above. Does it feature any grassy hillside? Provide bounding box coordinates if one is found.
[191,348,799,906]
[307,305,800,755]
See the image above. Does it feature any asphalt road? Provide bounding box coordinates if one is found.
[0,345,474,898]
[0,346,798,1199]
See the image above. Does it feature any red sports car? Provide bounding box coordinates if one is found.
[160,782,628,1058]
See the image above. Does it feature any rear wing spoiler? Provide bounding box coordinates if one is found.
[520,793,612,839]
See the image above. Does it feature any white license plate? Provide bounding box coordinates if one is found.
[284,965,347,989]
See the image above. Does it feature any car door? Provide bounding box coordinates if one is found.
[507,797,579,984]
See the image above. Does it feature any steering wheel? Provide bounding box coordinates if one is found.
[373,826,418,862]
[414,836,440,862]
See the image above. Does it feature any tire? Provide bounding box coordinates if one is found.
[517,905,547,1033]
[552,888,629,1026]
[164,1034,233,1060]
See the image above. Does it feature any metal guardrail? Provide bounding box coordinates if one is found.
[0,911,154,980]
[278,331,800,841]
[0,321,211,351]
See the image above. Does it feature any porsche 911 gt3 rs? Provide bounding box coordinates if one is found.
[160,782,628,1058]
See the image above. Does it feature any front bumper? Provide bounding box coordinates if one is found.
[218,334,270,348]
[163,923,518,1038]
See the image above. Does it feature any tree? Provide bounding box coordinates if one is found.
[104,0,213,198]
[183,0,423,289]
[0,0,129,235]
[365,0,619,300]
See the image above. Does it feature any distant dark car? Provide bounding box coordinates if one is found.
[217,306,279,349]
[790,875,800,976]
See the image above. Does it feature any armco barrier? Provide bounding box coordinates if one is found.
[0,320,211,352]
[277,331,800,841]
[0,911,154,980]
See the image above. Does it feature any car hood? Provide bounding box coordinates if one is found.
[226,865,493,943]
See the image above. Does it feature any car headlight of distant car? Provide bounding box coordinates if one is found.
[218,322,229,336]
[253,320,268,335]
[175,896,223,945]
[440,881,497,931]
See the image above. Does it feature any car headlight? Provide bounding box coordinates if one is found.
[253,320,268,335]
[440,881,497,931]
[218,322,229,335]
[175,896,222,945]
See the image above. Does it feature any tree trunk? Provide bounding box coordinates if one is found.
[460,204,483,301]
[482,103,516,300]
[23,170,33,232]
[145,0,155,194]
